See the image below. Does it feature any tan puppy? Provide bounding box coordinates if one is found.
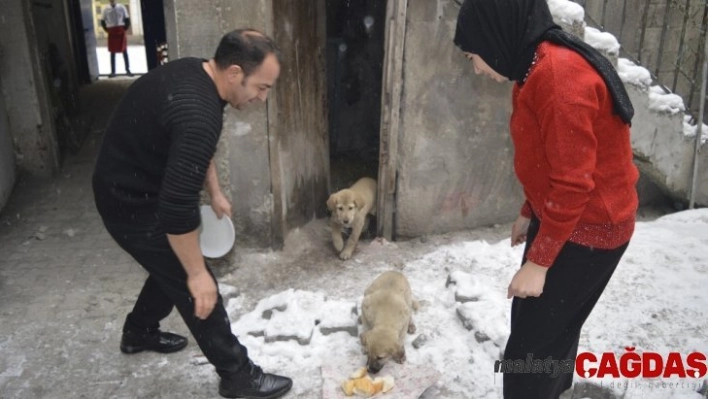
[326,177,377,260]
[360,271,417,374]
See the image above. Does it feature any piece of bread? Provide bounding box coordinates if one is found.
[341,367,395,397]
[374,375,395,393]
[350,367,368,379]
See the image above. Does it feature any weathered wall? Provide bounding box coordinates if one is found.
[394,0,524,238]
[31,0,81,157]
[584,0,705,115]
[628,83,708,205]
[164,0,275,247]
[0,0,59,176]
[271,0,329,235]
[581,0,707,205]
[0,77,15,211]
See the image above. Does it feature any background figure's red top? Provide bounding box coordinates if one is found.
[511,42,639,267]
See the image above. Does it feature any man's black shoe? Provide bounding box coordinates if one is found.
[219,361,293,399]
[120,330,188,354]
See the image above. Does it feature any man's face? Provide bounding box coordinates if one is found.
[109,0,116,6]
[225,53,280,110]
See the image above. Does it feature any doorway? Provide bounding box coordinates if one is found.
[325,0,387,196]
[73,0,167,79]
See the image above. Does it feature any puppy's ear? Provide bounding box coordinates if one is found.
[326,194,337,212]
[393,346,406,364]
[354,193,366,210]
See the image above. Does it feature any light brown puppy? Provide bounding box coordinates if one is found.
[360,271,417,374]
[326,177,377,260]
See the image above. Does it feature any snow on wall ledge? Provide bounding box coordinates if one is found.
[548,0,708,206]
[614,48,707,206]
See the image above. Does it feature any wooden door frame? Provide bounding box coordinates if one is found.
[377,0,407,241]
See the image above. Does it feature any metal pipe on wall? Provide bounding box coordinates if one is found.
[689,27,708,209]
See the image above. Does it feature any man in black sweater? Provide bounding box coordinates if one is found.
[93,29,291,399]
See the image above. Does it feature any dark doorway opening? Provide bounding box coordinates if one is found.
[141,0,167,71]
[325,0,387,194]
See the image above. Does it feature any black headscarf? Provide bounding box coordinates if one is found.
[453,0,633,125]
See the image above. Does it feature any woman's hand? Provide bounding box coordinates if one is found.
[507,261,548,299]
[511,215,530,247]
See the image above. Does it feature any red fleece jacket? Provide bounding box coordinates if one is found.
[510,42,639,267]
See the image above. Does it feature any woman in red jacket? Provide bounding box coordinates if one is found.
[454,0,638,398]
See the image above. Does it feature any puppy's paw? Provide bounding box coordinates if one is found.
[333,236,344,252]
[339,248,353,260]
[407,322,416,334]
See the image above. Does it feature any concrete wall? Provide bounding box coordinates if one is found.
[628,83,708,205]
[31,0,81,157]
[394,0,524,238]
[164,0,274,247]
[581,0,707,205]
[0,0,59,176]
[392,0,684,239]
[0,77,15,211]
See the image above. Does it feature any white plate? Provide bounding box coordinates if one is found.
[199,205,235,258]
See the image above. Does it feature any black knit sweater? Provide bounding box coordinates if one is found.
[92,57,226,234]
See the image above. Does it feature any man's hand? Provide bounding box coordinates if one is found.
[211,193,231,219]
[205,159,231,219]
[166,230,217,319]
[187,269,218,319]
[511,215,530,247]
[210,192,232,219]
[507,261,548,299]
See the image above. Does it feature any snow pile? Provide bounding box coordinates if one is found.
[584,26,621,56]
[682,115,708,144]
[617,58,653,89]
[649,86,686,114]
[548,0,585,25]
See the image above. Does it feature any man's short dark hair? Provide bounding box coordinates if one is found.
[213,29,282,77]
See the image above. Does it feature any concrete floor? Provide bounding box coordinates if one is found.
[0,78,675,399]
[0,79,218,398]
[0,78,505,399]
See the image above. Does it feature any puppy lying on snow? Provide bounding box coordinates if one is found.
[327,177,377,260]
[360,270,418,374]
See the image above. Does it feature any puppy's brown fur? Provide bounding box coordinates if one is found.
[360,271,417,374]
[326,177,377,260]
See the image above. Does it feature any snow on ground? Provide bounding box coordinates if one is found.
[205,209,708,398]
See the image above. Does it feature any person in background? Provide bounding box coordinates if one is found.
[454,0,639,397]
[93,29,292,399]
[101,0,132,77]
